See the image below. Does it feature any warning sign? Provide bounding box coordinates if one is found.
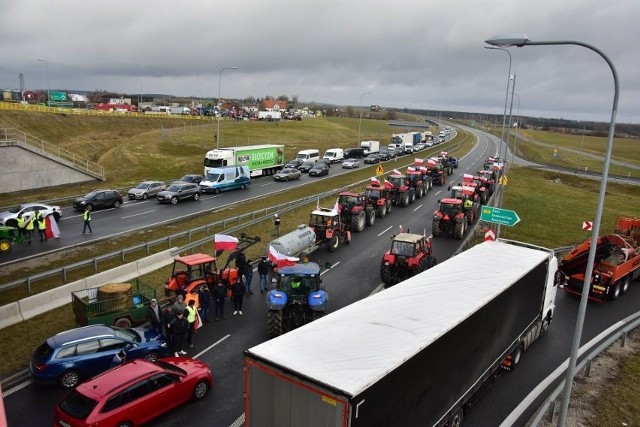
[498,175,508,185]
[376,165,384,176]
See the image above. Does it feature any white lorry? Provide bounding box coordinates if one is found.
[360,140,380,155]
[244,239,559,427]
[204,144,285,178]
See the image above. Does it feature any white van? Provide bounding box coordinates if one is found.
[323,148,344,163]
[296,149,320,163]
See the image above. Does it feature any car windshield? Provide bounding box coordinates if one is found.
[179,176,193,181]
[59,390,98,420]
[441,203,461,216]
[166,184,181,192]
[83,190,100,199]
[112,326,140,343]
[279,275,315,296]
[206,173,222,182]
[135,183,151,189]
[391,241,415,257]
[388,176,403,186]
[365,189,380,198]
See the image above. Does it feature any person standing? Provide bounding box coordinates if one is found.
[35,210,46,242]
[168,311,189,356]
[82,206,92,234]
[160,303,174,347]
[231,278,245,315]
[184,299,197,349]
[273,214,281,236]
[243,260,254,295]
[258,257,269,293]
[212,281,228,320]
[172,294,186,316]
[145,298,161,333]
[16,213,26,241]
[24,213,34,243]
[197,286,212,323]
[51,208,61,223]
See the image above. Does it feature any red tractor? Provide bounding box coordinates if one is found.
[309,207,351,252]
[405,169,429,199]
[364,182,392,218]
[449,185,480,225]
[338,191,375,232]
[432,198,468,240]
[386,174,413,206]
[428,157,449,186]
[380,232,437,286]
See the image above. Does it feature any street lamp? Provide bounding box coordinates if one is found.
[578,122,587,169]
[216,66,238,149]
[357,91,371,144]
[485,33,619,427]
[36,59,49,106]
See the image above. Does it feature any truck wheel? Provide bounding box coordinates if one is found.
[432,220,441,237]
[399,192,409,207]
[267,310,283,338]
[351,211,366,232]
[454,221,465,240]
[621,276,631,295]
[328,235,340,252]
[408,188,415,203]
[376,204,387,218]
[0,239,11,252]
[509,345,523,370]
[5,219,18,228]
[540,315,550,337]
[365,207,376,226]
[449,409,464,427]
[609,281,622,300]
[114,317,132,328]
[380,265,394,285]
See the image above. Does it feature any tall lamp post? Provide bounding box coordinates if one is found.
[578,122,587,169]
[36,59,49,106]
[357,91,371,144]
[216,66,238,149]
[485,33,619,427]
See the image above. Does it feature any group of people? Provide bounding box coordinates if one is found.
[146,254,272,357]
[16,208,61,243]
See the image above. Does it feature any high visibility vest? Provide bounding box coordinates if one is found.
[185,306,196,323]
[36,213,46,230]
[25,218,34,230]
[17,217,25,229]
[83,211,91,221]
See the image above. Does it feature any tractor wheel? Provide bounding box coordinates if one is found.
[399,192,409,207]
[267,310,284,338]
[408,188,415,203]
[376,204,387,218]
[328,234,340,252]
[454,220,465,240]
[417,257,429,274]
[380,264,395,286]
[351,211,366,232]
[386,200,392,214]
[365,207,376,226]
[312,311,325,322]
[432,219,441,237]
[415,186,422,199]
[0,239,11,252]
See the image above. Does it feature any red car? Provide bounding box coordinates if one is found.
[53,357,212,426]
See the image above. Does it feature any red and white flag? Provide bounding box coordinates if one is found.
[427,158,437,167]
[268,245,299,268]
[214,234,238,251]
[193,308,203,331]
[399,225,404,233]
[371,176,380,185]
[440,151,448,156]
[331,198,340,215]
[45,215,60,240]
[407,167,416,172]
[419,166,428,172]
[384,180,394,189]
[414,158,424,166]
[391,169,401,176]
[463,174,474,182]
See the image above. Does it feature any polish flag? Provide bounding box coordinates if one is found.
[427,158,437,167]
[399,225,404,233]
[384,180,394,189]
[407,167,416,172]
[391,169,402,176]
[371,176,380,185]
[214,234,238,251]
[193,309,203,331]
[440,151,448,157]
[268,245,299,268]
[414,158,424,166]
[463,174,474,182]
[331,198,340,215]
[419,166,428,172]
[45,215,60,240]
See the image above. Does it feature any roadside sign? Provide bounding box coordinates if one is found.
[484,229,496,241]
[480,206,520,227]
[582,221,593,231]
[376,165,384,176]
[498,175,508,185]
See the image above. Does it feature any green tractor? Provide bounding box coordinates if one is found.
[0,225,24,252]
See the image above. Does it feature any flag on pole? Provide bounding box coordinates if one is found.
[268,245,299,268]
[427,158,437,167]
[316,197,320,210]
[391,169,401,175]
[45,215,60,240]
[214,234,239,251]
[194,308,203,331]
[384,180,394,189]
[463,173,474,182]
[399,225,404,233]
[371,176,380,186]
[407,167,416,172]
[414,158,424,166]
[331,198,340,215]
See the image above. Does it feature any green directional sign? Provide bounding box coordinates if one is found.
[480,206,521,226]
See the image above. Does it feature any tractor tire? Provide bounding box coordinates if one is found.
[428,256,437,268]
[432,219,441,237]
[365,207,376,226]
[417,257,429,274]
[380,264,395,286]
[415,186,422,199]
[350,211,366,232]
[0,239,11,253]
[328,234,340,252]
[312,311,325,322]
[399,192,409,207]
[267,310,284,338]
[454,220,465,240]
[386,200,392,214]
[408,188,415,203]
[376,204,387,218]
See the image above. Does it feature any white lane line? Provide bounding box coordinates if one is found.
[378,226,393,237]
[195,334,231,359]
[412,204,423,212]
[320,261,340,275]
[433,190,442,196]
[2,378,32,398]
[121,209,157,219]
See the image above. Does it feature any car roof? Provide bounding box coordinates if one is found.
[50,325,116,347]
[139,180,163,185]
[76,359,163,399]
[393,233,424,243]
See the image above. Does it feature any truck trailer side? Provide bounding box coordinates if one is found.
[244,239,557,427]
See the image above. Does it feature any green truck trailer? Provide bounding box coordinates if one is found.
[71,279,156,328]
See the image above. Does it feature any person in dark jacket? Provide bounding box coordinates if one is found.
[212,281,228,320]
[258,257,269,293]
[243,259,254,295]
[168,311,189,356]
[160,303,174,346]
[197,286,212,323]
[145,298,162,333]
[231,278,245,315]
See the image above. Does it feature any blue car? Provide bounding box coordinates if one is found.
[29,324,170,388]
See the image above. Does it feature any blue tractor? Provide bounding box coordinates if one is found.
[266,262,328,338]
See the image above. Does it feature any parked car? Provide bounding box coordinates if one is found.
[29,325,170,388]
[173,174,204,185]
[157,182,201,204]
[73,190,123,211]
[308,162,330,177]
[285,158,305,169]
[364,154,381,164]
[273,168,302,182]
[342,159,360,169]
[53,357,212,425]
[127,181,167,200]
[298,161,315,173]
[344,148,366,159]
[0,202,62,227]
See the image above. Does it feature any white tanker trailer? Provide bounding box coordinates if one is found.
[268,224,319,259]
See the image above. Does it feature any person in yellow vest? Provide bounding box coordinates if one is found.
[24,213,35,244]
[463,198,474,210]
[184,299,197,349]
[35,210,46,242]
[16,214,26,241]
[82,206,92,234]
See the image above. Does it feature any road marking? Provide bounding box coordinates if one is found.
[434,190,442,196]
[320,261,340,275]
[412,204,423,212]
[195,334,231,359]
[378,226,393,237]
[2,378,32,398]
[121,209,157,219]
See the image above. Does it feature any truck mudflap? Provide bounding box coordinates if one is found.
[308,290,328,310]
[267,289,288,310]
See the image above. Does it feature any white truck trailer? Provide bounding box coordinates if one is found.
[204,144,285,178]
[244,239,559,427]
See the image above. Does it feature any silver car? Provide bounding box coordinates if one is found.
[128,181,167,200]
[0,202,62,227]
[342,159,360,169]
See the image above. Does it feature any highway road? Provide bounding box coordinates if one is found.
[4,127,638,426]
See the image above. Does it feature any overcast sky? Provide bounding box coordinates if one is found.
[2,0,639,123]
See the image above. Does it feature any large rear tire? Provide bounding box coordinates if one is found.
[376,204,387,218]
[380,264,394,285]
[328,234,340,252]
[399,192,409,207]
[432,219,441,237]
[267,310,283,338]
[454,220,465,240]
[350,211,366,232]
[365,207,376,226]
[408,188,415,203]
